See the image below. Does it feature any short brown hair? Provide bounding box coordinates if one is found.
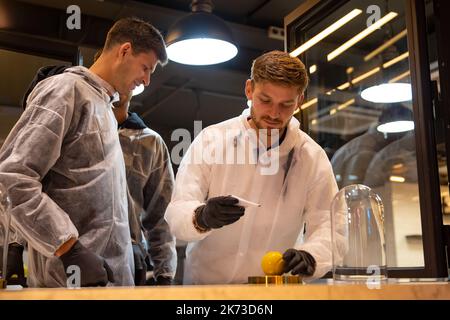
[104,17,168,66]
[250,50,308,93]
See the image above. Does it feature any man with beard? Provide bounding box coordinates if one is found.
[165,51,338,284]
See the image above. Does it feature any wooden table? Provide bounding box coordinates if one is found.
[0,281,449,300]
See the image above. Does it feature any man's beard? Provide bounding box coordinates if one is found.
[250,107,289,136]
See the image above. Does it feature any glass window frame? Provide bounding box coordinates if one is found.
[285,0,447,278]
[433,0,450,272]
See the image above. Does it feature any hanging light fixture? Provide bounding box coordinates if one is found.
[376,103,414,134]
[165,0,238,65]
[361,83,412,103]
[377,120,414,133]
[360,31,412,105]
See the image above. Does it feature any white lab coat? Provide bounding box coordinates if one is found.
[0,66,134,287]
[165,109,338,284]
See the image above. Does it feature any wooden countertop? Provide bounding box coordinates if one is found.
[0,281,449,300]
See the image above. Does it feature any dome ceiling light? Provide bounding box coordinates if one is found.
[377,120,414,133]
[361,83,412,103]
[375,102,414,134]
[165,0,238,65]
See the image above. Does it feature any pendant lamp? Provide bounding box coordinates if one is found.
[376,103,414,134]
[165,0,238,65]
[361,83,412,103]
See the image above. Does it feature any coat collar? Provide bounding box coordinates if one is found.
[239,107,300,157]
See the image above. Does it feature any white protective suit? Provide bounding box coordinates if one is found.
[118,112,177,279]
[165,108,338,284]
[0,66,134,287]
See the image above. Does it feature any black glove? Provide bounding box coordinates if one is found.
[59,240,114,287]
[282,249,316,276]
[0,243,26,286]
[155,276,174,286]
[195,196,245,230]
[132,243,147,286]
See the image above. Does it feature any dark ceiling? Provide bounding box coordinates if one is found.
[0,0,306,148]
[2,0,436,155]
[133,0,302,29]
[0,0,443,182]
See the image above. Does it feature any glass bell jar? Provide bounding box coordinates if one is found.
[330,184,388,282]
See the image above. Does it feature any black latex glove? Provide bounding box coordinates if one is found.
[59,240,114,287]
[132,243,147,286]
[155,276,174,286]
[0,243,26,286]
[282,249,316,276]
[195,196,245,230]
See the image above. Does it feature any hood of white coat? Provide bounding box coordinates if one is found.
[64,66,117,103]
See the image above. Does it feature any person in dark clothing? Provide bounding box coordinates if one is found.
[113,92,176,286]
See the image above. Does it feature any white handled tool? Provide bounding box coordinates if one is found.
[231,195,261,208]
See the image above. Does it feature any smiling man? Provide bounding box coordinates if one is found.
[90,18,163,95]
[165,50,338,284]
[0,17,167,287]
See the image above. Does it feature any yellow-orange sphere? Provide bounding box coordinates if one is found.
[261,251,285,276]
